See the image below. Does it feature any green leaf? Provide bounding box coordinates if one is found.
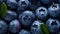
[40,24,50,34]
[0,2,7,18]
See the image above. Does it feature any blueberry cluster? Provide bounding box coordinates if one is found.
[0,0,60,34]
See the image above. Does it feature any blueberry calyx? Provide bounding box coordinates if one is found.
[39,9,45,15]
[51,20,57,26]
[52,3,57,9]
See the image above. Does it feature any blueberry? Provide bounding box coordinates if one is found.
[4,10,17,22]
[9,20,20,33]
[19,29,31,34]
[31,20,43,34]
[29,0,41,10]
[19,11,35,26]
[0,20,8,34]
[6,0,17,9]
[46,18,60,33]
[48,3,60,18]
[40,0,53,5]
[18,0,29,11]
[35,7,48,21]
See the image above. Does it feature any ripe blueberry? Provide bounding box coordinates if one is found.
[6,0,17,9]
[0,20,8,34]
[35,7,48,21]
[18,0,29,11]
[19,11,35,26]
[48,3,60,18]
[31,20,43,34]
[46,18,60,33]
[9,20,20,33]
[4,10,17,22]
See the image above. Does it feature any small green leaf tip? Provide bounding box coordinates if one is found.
[0,2,7,18]
[40,24,50,34]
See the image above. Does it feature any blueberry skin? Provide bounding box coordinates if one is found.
[31,20,43,34]
[18,0,29,11]
[19,11,35,26]
[40,0,53,5]
[6,0,17,9]
[29,0,41,10]
[48,4,60,18]
[46,18,60,33]
[19,29,31,34]
[9,20,20,33]
[4,10,17,22]
[0,20,8,34]
[35,7,48,21]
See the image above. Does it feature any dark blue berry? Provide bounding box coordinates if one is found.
[19,11,35,26]
[6,0,17,9]
[18,0,29,11]
[9,20,20,33]
[35,7,48,21]
[31,20,43,34]
[46,18,60,33]
[48,3,60,18]
[0,20,8,34]
[4,10,17,22]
